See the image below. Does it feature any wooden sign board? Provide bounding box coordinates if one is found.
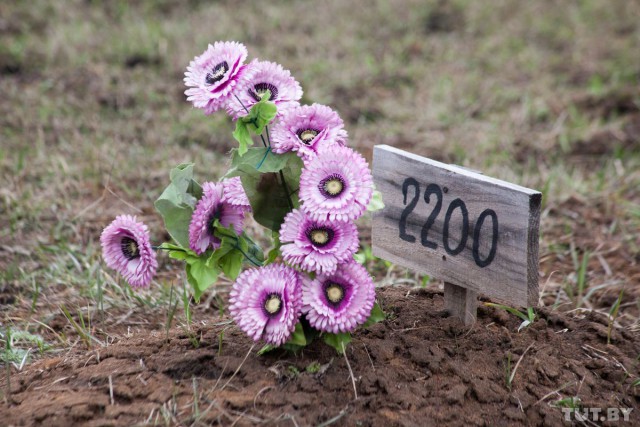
[372,145,541,324]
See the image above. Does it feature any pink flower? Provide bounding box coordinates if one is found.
[184,41,250,114]
[229,264,303,346]
[188,182,245,254]
[299,146,373,222]
[279,209,358,274]
[302,261,375,334]
[222,177,251,212]
[271,104,348,162]
[227,60,302,119]
[101,215,157,289]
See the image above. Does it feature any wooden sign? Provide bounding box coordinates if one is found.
[372,145,541,325]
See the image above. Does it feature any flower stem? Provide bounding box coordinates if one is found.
[235,244,263,267]
[266,124,294,210]
[234,94,250,114]
[153,245,186,252]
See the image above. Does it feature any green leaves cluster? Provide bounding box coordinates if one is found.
[155,165,265,301]
[232,91,278,156]
[154,163,202,248]
[258,301,386,355]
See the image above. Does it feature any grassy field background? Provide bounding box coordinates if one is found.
[1,0,639,378]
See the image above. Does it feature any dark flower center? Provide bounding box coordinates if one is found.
[306,226,334,247]
[319,174,345,198]
[264,293,283,316]
[207,208,223,236]
[324,282,345,306]
[249,83,278,101]
[296,129,319,145]
[205,61,229,85]
[120,236,140,260]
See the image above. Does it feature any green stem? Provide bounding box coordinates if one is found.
[279,170,294,210]
[265,124,294,210]
[235,244,263,267]
[153,245,187,252]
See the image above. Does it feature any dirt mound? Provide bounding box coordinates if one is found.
[2,286,639,426]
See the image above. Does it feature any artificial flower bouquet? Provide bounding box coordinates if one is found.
[101,41,384,353]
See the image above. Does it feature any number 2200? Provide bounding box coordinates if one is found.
[398,178,498,268]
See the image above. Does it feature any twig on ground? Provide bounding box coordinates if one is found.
[108,375,114,405]
[221,344,255,391]
[510,343,534,386]
[341,342,358,400]
[362,342,375,371]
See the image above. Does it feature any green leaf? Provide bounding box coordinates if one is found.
[206,239,235,265]
[159,242,186,251]
[323,332,352,355]
[266,234,281,265]
[154,164,203,248]
[242,233,265,264]
[226,148,303,232]
[232,120,253,156]
[256,323,307,355]
[168,250,192,261]
[288,322,307,346]
[231,94,277,157]
[226,147,294,175]
[367,186,385,212]
[362,301,385,328]
[257,344,276,355]
[484,302,529,322]
[245,92,277,134]
[186,258,219,302]
[219,249,244,280]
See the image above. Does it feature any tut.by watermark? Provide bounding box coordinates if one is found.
[562,408,633,422]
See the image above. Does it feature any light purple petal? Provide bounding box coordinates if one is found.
[188,182,246,254]
[299,146,373,222]
[302,261,375,334]
[279,209,359,274]
[184,41,250,114]
[226,60,303,119]
[271,103,347,162]
[101,215,157,289]
[229,264,303,346]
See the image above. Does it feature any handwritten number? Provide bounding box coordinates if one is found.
[397,180,499,268]
[473,209,498,267]
[420,184,443,249]
[399,178,419,243]
[443,198,469,255]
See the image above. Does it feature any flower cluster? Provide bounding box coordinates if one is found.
[100,41,380,351]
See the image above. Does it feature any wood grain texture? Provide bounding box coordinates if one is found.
[444,282,477,325]
[372,145,541,307]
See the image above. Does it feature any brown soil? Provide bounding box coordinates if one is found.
[2,286,639,427]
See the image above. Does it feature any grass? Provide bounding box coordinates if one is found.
[485,303,537,332]
[0,0,638,421]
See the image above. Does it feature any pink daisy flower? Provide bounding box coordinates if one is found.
[222,177,251,212]
[279,209,358,274]
[227,60,302,119]
[184,41,250,114]
[229,264,303,346]
[271,104,348,162]
[302,261,375,334]
[188,182,245,255]
[299,146,373,222]
[101,215,157,289]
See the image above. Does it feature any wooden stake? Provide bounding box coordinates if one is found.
[444,282,477,325]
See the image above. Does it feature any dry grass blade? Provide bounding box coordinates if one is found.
[341,342,358,400]
[510,343,534,386]
[220,344,255,391]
